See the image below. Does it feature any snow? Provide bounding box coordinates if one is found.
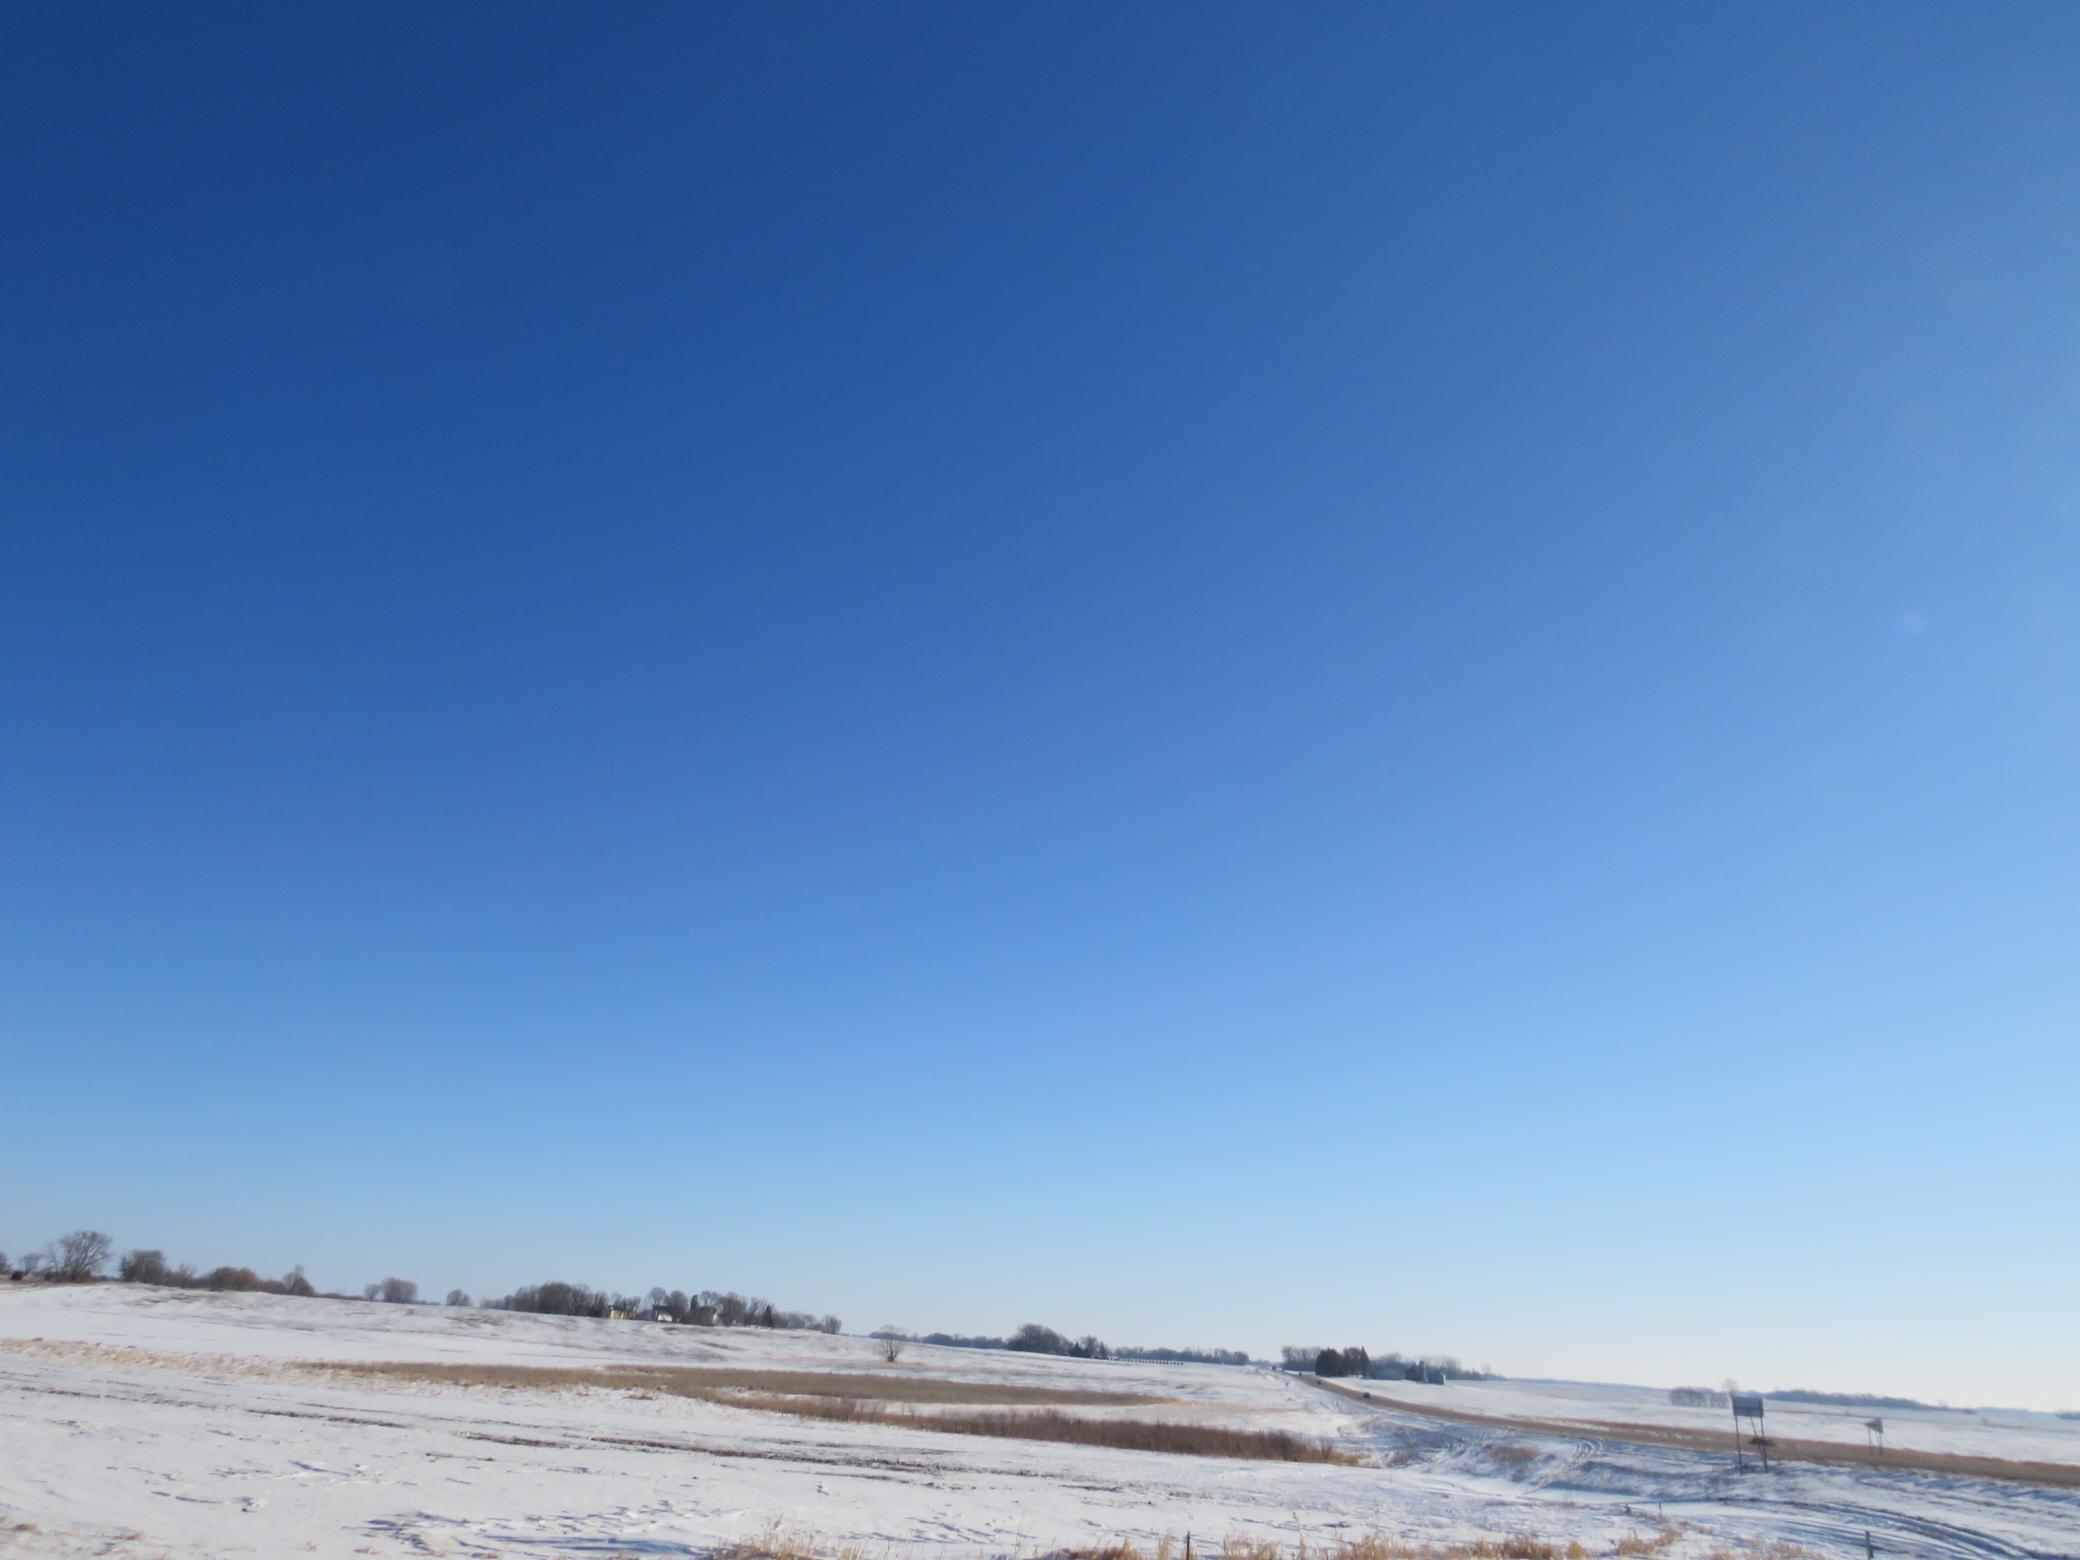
[1351,1377,2080,1468]
[2,1286,2074,1560]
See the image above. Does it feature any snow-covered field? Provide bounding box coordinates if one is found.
[1353,1378,2080,1469]
[1,1287,2074,1560]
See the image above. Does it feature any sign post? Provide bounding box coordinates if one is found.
[1731,1394,1767,1471]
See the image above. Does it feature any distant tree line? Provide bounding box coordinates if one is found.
[1281,1345,1496,1381]
[1111,1346,1251,1366]
[1766,1388,1951,1412]
[485,1280,623,1317]
[1009,1322,1110,1358]
[1669,1386,1730,1408]
[2,1232,325,1298]
[1672,1385,1956,1412]
[483,1280,838,1333]
[1304,1345,1374,1378]
[10,1231,839,1334]
[872,1330,1010,1350]
[870,1323,1126,1360]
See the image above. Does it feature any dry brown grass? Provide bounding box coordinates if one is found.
[731,1394,1355,1463]
[717,1519,870,1560]
[321,1358,1347,1463]
[1612,1531,1680,1557]
[324,1359,1154,1408]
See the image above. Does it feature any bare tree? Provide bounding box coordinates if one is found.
[0,1251,7,1275]
[363,1281,381,1301]
[378,1276,418,1304]
[445,1288,471,1307]
[881,1328,906,1363]
[50,1230,112,1283]
[283,1265,316,1297]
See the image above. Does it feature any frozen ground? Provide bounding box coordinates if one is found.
[1351,1379,2080,1469]
[1,1287,2073,1560]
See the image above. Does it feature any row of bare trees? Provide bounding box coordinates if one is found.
[870,1323,1113,1360]
[1279,1344,1497,1381]
[11,1233,839,1338]
[483,1279,838,1332]
[1112,1345,1251,1365]
[122,1247,319,1296]
[6,1230,115,1283]
[11,1231,396,1304]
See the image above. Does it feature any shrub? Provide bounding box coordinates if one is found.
[119,1249,169,1285]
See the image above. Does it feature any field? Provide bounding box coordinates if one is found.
[1,1288,2074,1560]
[1335,1380,2080,1472]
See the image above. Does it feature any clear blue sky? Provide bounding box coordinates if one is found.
[3,4,2075,1410]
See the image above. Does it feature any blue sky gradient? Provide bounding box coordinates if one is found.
[3,4,2076,1409]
